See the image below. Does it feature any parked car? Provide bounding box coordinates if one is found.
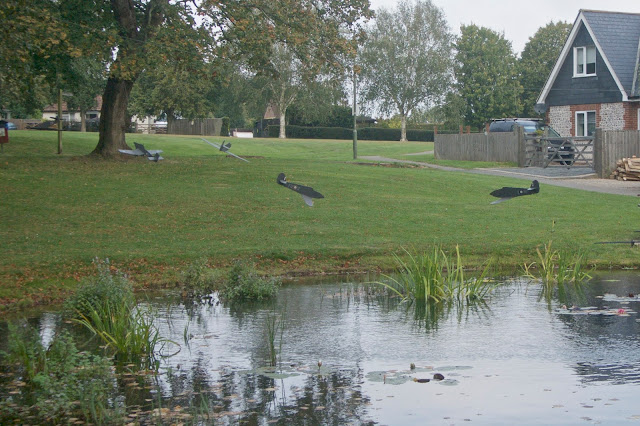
[488,118,574,164]
[0,120,17,130]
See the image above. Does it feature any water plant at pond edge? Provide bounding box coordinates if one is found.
[181,256,221,299]
[219,261,281,302]
[523,240,592,302]
[265,307,286,367]
[0,324,121,424]
[376,246,495,303]
[65,258,176,368]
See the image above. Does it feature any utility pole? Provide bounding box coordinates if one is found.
[57,88,62,154]
[352,66,358,160]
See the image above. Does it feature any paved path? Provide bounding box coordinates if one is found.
[360,154,639,197]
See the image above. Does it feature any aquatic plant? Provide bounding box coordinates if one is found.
[181,257,220,299]
[74,301,174,368]
[523,240,592,300]
[64,257,134,319]
[0,324,120,424]
[219,261,281,302]
[265,309,286,367]
[377,246,494,303]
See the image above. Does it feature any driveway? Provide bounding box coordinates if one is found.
[360,154,639,197]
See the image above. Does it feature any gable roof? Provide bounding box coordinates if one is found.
[538,10,640,105]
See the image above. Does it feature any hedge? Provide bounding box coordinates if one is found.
[266,125,434,142]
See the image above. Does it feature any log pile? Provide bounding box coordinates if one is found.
[610,156,640,181]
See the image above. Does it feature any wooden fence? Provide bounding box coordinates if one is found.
[434,130,521,163]
[168,118,223,136]
[594,129,640,178]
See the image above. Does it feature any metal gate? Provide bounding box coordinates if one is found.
[523,135,594,169]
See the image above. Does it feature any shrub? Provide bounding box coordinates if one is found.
[219,261,281,302]
[64,258,134,320]
[182,257,219,298]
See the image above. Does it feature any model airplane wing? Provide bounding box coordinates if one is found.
[118,149,145,156]
[277,173,324,206]
[490,180,539,204]
[201,138,249,162]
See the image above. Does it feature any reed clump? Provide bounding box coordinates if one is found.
[377,246,494,303]
[219,261,281,302]
[65,258,173,368]
[523,240,592,300]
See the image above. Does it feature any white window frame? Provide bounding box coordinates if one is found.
[638,109,640,130]
[575,110,596,136]
[573,46,596,77]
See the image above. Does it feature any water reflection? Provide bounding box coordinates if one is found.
[4,271,640,424]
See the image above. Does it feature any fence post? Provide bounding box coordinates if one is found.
[593,128,603,178]
[516,126,525,167]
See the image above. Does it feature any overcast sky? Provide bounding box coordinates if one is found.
[368,0,640,54]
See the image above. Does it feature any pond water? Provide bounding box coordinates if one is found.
[4,271,640,424]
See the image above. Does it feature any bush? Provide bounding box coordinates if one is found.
[219,262,281,302]
[221,116,230,136]
[64,258,134,320]
[182,257,220,298]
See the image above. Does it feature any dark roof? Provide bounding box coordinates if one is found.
[538,9,640,103]
[582,10,640,96]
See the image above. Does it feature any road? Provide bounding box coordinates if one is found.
[360,153,639,197]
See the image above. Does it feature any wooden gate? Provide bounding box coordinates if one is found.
[523,135,593,168]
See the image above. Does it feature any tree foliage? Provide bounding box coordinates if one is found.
[455,24,522,130]
[519,21,571,117]
[359,0,454,141]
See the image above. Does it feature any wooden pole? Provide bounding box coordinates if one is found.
[57,88,62,154]
[352,67,358,160]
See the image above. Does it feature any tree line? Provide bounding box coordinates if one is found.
[0,0,570,152]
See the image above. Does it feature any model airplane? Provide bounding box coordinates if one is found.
[118,142,164,161]
[595,240,640,247]
[201,138,249,162]
[277,173,324,207]
[490,180,539,204]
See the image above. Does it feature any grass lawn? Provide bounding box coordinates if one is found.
[1,130,637,308]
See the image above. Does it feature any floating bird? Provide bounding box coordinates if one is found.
[201,138,249,162]
[433,373,445,381]
[490,180,539,204]
[413,378,430,383]
[277,173,324,207]
[118,142,163,161]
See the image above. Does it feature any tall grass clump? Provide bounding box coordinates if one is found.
[523,240,592,301]
[377,246,494,303]
[181,257,221,299]
[65,258,173,368]
[265,309,286,367]
[219,261,281,302]
[0,324,120,424]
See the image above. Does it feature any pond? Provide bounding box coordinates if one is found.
[3,271,640,424]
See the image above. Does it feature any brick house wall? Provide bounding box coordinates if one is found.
[548,102,640,136]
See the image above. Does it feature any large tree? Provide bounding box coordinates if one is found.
[91,0,372,156]
[519,21,571,117]
[359,0,454,141]
[455,24,523,130]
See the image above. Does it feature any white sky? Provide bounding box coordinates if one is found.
[368,0,640,54]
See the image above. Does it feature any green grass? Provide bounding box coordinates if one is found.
[0,130,638,307]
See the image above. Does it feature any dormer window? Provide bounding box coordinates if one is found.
[574,46,596,77]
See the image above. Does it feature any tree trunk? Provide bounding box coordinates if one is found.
[92,77,134,156]
[279,110,287,139]
[400,114,407,142]
[80,107,87,132]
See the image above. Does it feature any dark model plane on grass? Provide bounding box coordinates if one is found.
[490,180,539,204]
[118,142,163,161]
[201,138,249,162]
[277,173,324,207]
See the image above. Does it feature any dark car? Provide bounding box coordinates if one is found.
[488,118,574,165]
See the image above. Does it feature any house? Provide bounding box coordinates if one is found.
[537,10,640,137]
[42,96,102,122]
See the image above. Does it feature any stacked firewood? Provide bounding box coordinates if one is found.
[610,156,640,181]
